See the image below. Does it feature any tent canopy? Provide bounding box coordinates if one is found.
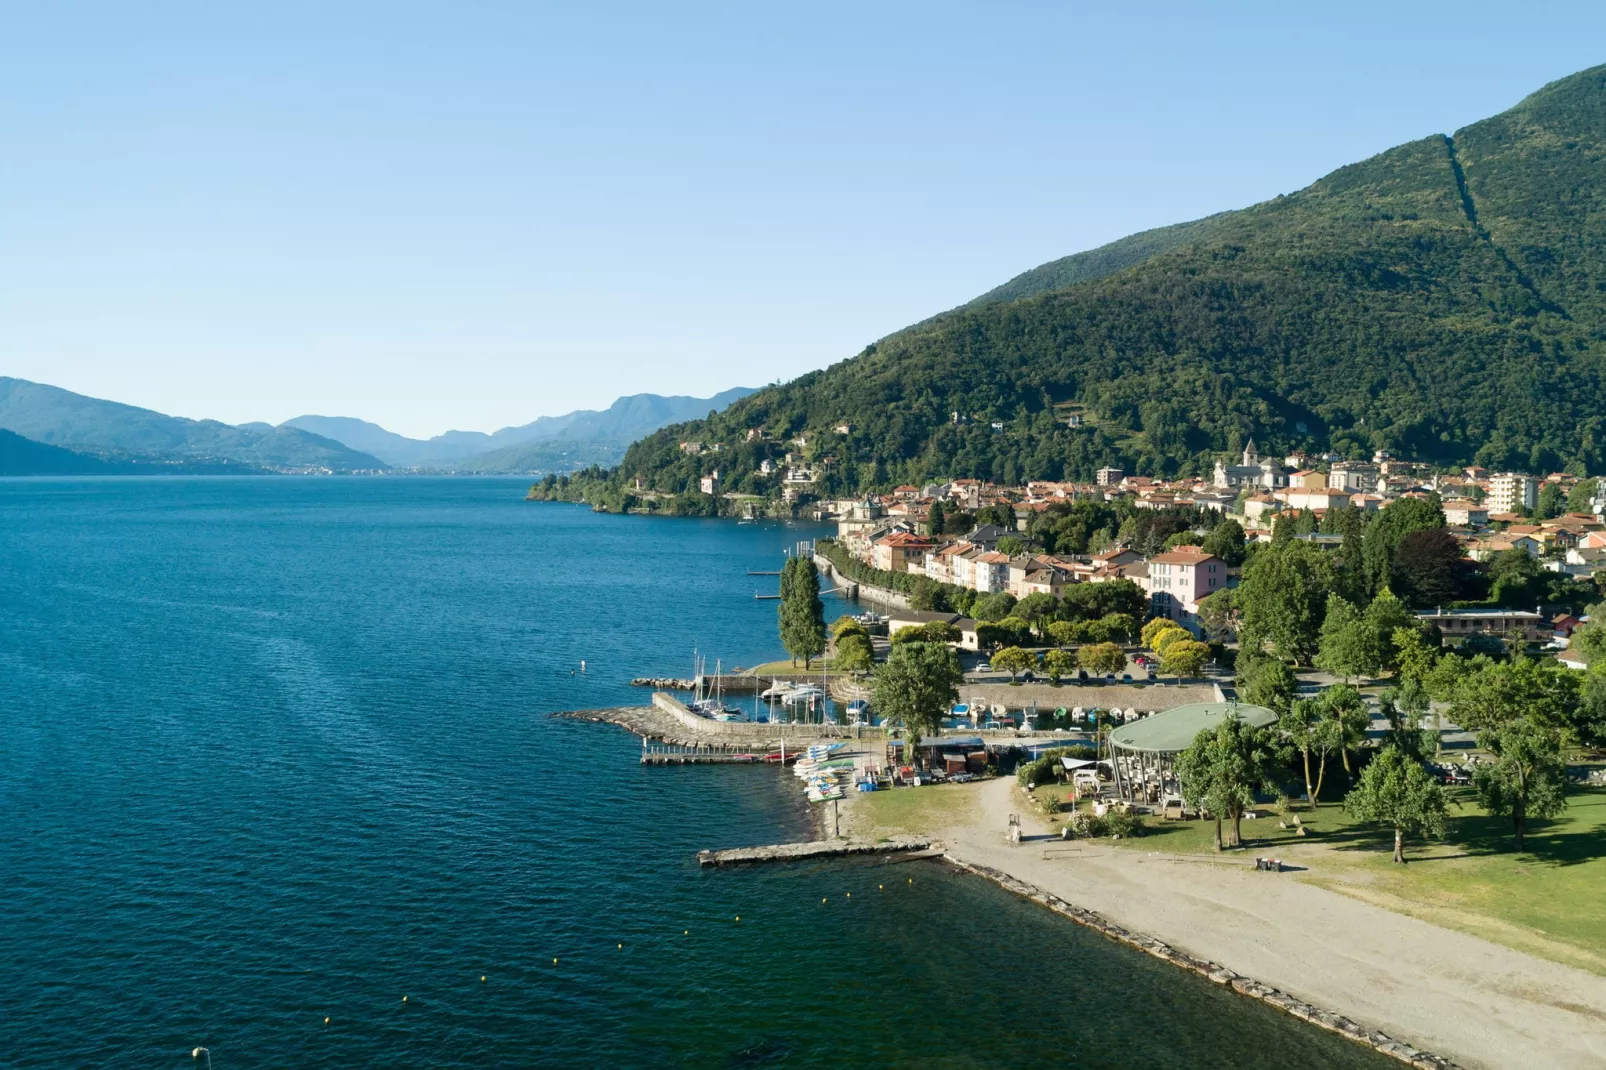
[1108,702,1277,754]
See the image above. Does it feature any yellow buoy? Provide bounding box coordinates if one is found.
[617,943,623,949]
[402,996,408,1003]
[553,957,558,964]
[846,892,851,898]
[734,915,740,922]
[480,976,486,982]
[684,930,689,935]
[324,1017,330,1025]
[879,884,884,890]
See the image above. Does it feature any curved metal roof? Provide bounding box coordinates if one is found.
[1108,701,1277,754]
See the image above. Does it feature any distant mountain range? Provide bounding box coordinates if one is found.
[0,377,755,476]
[283,387,755,469]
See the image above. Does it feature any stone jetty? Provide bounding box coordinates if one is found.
[698,837,935,867]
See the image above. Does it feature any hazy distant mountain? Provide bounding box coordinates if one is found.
[284,387,756,471]
[0,427,273,476]
[0,428,115,475]
[0,378,387,472]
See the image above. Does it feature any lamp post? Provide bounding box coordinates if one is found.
[192,1047,212,1069]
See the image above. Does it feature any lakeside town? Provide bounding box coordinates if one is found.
[577,438,1606,1070]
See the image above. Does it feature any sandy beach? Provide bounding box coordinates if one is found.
[844,777,1606,1070]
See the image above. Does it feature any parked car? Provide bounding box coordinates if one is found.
[1121,673,1133,683]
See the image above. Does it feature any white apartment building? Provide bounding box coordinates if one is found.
[1488,472,1538,514]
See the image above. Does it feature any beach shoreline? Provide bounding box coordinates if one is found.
[838,777,1606,1070]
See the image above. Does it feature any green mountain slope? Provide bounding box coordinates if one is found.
[566,65,1606,507]
[0,378,387,471]
[959,213,1233,310]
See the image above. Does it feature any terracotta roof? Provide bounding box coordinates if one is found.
[1148,550,1220,566]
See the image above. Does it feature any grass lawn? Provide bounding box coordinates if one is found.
[1071,782,1606,974]
[847,782,984,841]
[1303,788,1606,975]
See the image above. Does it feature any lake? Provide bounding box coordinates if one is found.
[0,476,1392,1067]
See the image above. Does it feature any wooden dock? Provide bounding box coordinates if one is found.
[697,837,934,866]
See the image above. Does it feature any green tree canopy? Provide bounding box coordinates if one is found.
[991,646,1036,680]
[1176,715,1280,850]
[971,591,1018,622]
[834,632,874,672]
[1315,593,1380,683]
[779,557,827,668]
[1043,647,1076,682]
[1159,638,1210,678]
[1474,719,1569,852]
[1343,746,1449,863]
[873,642,963,744]
[1201,517,1248,566]
[1238,540,1335,664]
[1389,527,1468,607]
[1077,642,1125,675]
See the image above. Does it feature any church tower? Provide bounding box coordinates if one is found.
[1242,437,1259,468]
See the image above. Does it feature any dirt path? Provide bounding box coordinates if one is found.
[933,778,1606,1070]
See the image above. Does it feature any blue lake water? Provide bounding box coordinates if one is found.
[0,477,1391,1067]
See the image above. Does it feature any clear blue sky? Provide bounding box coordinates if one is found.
[2,3,1603,438]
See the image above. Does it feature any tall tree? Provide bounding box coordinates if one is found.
[927,498,946,536]
[1238,655,1297,713]
[1473,719,1568,852]
[1566,478,1599,514]
[1160,638,1210,679]
[1343,746,1449,863]
[1363,497,1446,597]
[1315,593,1380,683]
[872,641,963,746]
[1535,482,1563,521]
[1389,527,1467,607]
[1363,589,1416,674]
[1317,684,1371,777]
[1278,697,1325,807]
[1237,540,1334,664]
[1175,715,1279,850]
[1201,517,1247,566]
[778,557,827,668]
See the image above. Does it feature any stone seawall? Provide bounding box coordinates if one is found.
[814,553,911,610]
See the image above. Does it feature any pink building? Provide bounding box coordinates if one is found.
[1146,548,1228,633]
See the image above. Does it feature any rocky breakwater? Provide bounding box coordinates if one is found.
[630,676,695,690]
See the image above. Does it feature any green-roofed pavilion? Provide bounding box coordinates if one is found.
[1108,701,1277,755]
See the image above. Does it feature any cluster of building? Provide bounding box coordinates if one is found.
[824,441,1606,642]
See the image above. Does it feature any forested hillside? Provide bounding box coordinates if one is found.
[559,65,1606,510]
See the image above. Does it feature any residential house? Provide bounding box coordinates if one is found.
[1441,500,1489,527]
[1095,467,1124,486]
[1287,469,1327,490]
[1327,462,1380,493]
[1145,547,1228,634]
[872,532,934,574]
[1415,607,1542,642]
